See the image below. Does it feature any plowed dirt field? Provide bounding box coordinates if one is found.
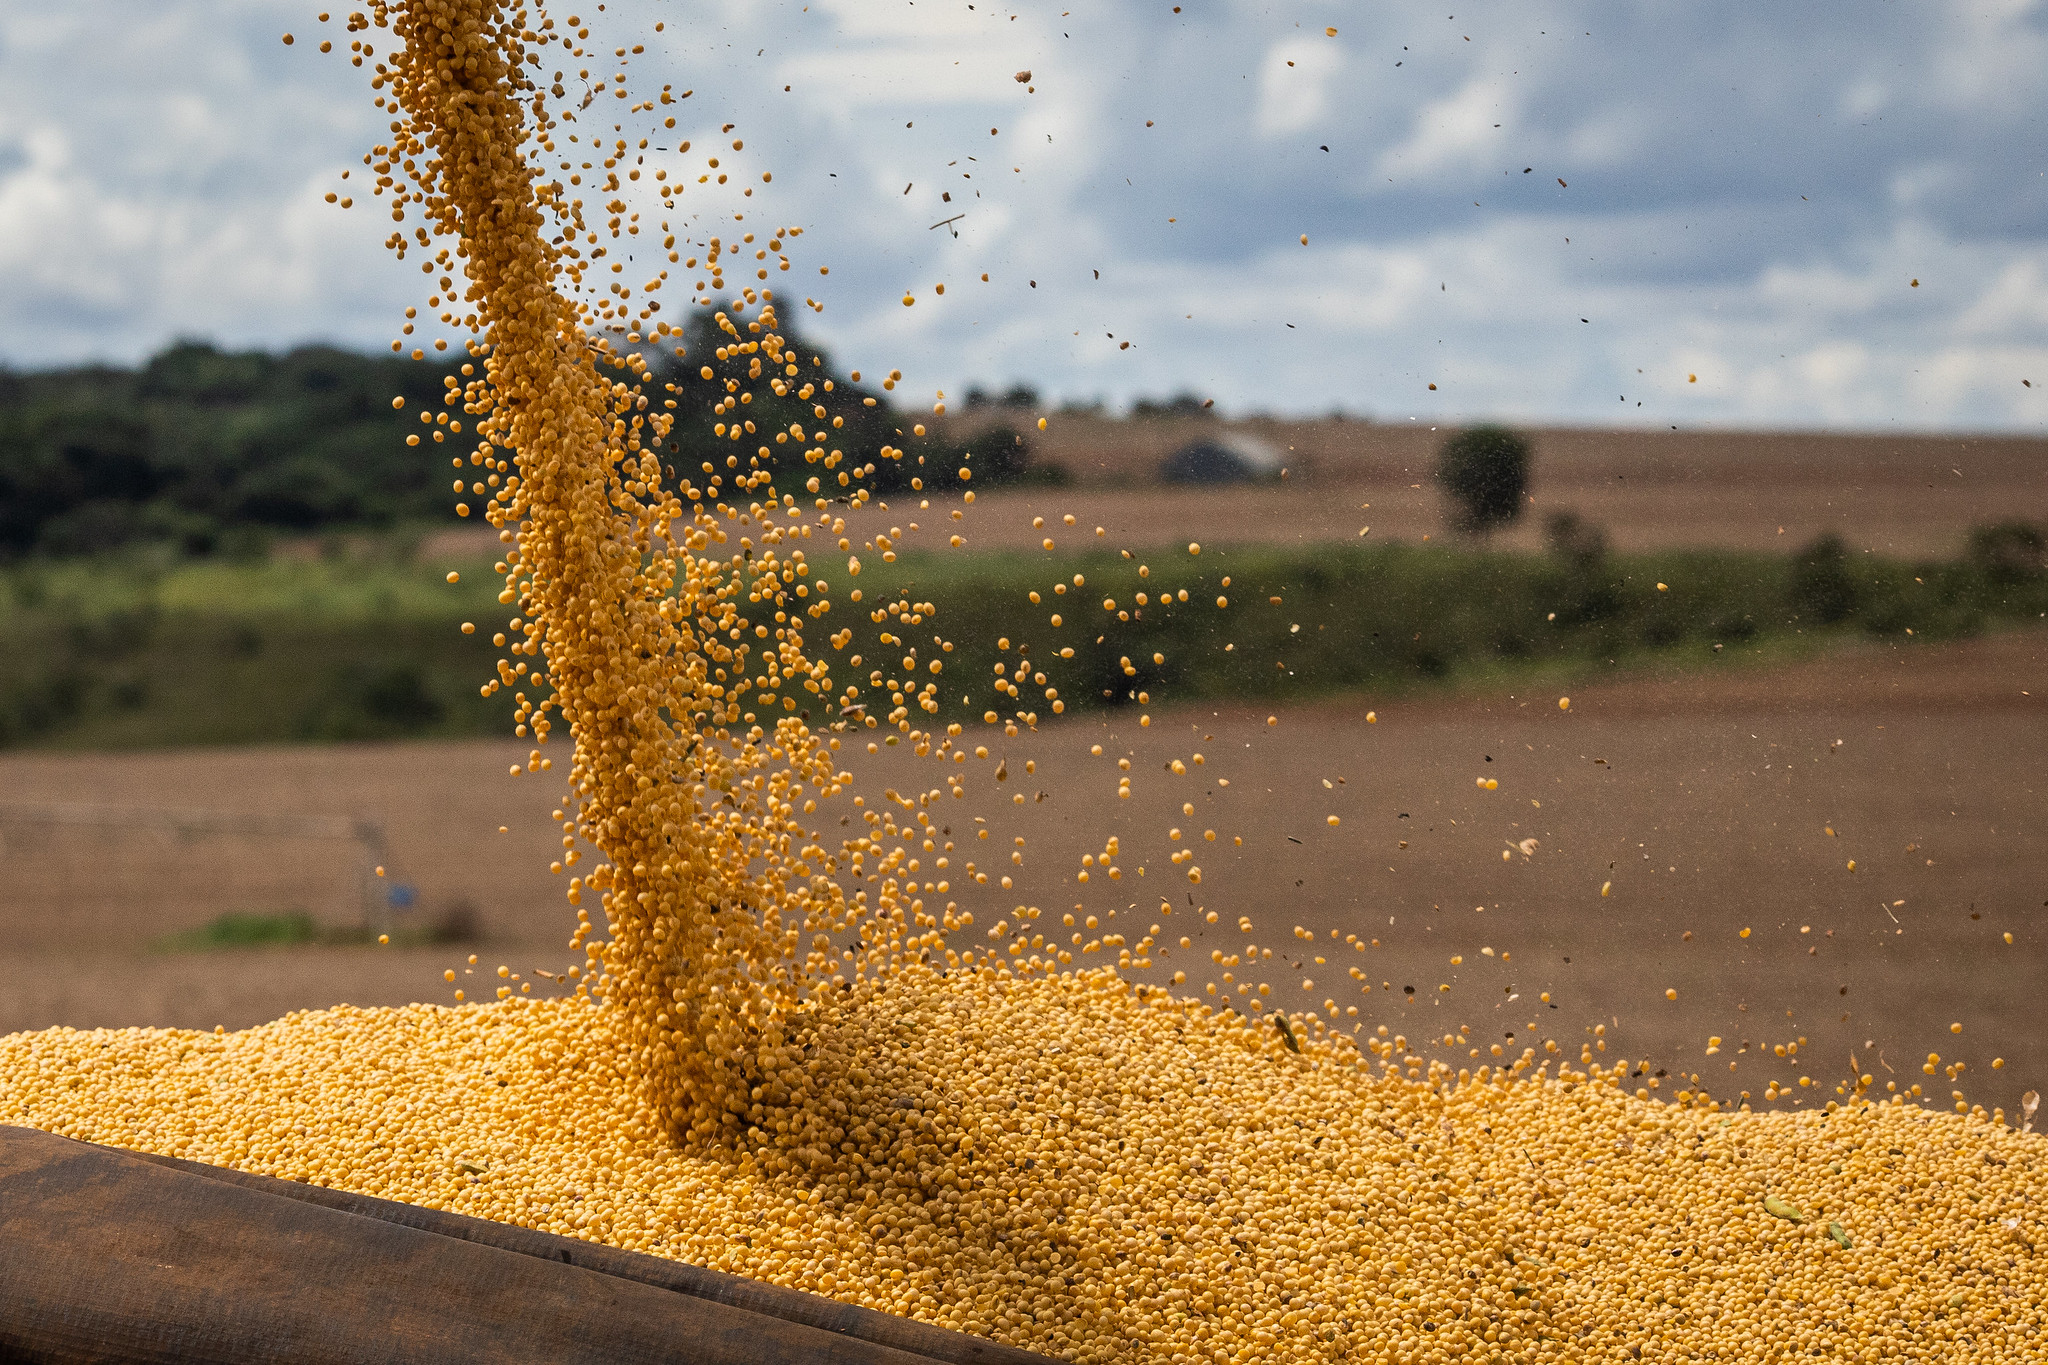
[3,630,2041,1118]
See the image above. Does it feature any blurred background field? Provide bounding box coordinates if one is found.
[1,632,2041,1121]
[5,343,2044,747]
[3,339,2045,1121]
[3,305,2045,1126]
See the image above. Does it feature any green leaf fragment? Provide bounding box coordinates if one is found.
[1762,1195,1804,1222]
[1827,1222,1851,1249]
[1275,1014,1302,1053]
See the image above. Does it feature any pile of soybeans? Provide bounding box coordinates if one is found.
[6,974,2044,1362]
[3,2,2043,1362]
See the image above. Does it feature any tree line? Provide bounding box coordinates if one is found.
[0,317,1052,559]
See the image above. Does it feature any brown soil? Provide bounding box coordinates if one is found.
[968,416,2048,499]
[0,739,569,1028]
[3,630,2042,1120]
[826,478,2035,565]
[415,423,2048,565]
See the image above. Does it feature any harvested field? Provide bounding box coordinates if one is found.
[0,739,566,1028]
[863,475,2040,562]
[412,423,2048,564]
[950,419,2047,558]
[897,426,2043,560]
[3,630,2041,1121]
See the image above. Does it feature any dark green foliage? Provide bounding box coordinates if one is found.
[1543,510,1608,570]
[1789,534,1858,624]
[1969,521,2046,585]
[1130,393,1212,419]
[633,315,1059,499]
[835,530,2048,731]
[1540,511,1621,627]
[1435,425,1531,534]
[300,661,449,740]
[959,383,1042,411]
[0,329,1059,560]
[0,342,479,558]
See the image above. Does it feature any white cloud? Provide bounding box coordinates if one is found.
[1255,39,1346,137]
[0,0,2042,434]
[1559,111,1648,169]
[1952,259,2048,338]
[1372,78,1516,181]
[1837,79,1890,123]
[1925,0,2048,116]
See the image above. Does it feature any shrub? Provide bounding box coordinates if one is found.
[1436,425,1531,535]
[1969,521,2045,585]
[1789,534,1858,624]
[1543,510,1608,569]
[5,539,2046,750]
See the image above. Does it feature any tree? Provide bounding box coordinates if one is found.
[1542,509,1607,569]
[1968,521,2045,585]
[1435,424,1531,536]
[644,313,1056,499]
[1131,392,1210,419]
[1789,534,1858,624]
[0,341,477,558]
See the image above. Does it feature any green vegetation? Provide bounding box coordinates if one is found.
[0,325,1056,560]
[152,911,329,952]
[658,315,1055,497]
[849,529,2048,729]
[150,909,473,953]
[1435,424,1532,536]
[0,548,508,748]
[3,526,2040,750]
[0,343,479,557]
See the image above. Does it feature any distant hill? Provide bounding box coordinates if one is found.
[0,342,481,558]
[0,324,1056,560]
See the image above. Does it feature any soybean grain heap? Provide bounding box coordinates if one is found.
[3,3,2044,1362]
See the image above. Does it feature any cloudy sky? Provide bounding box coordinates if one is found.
[3,0,2044,430]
